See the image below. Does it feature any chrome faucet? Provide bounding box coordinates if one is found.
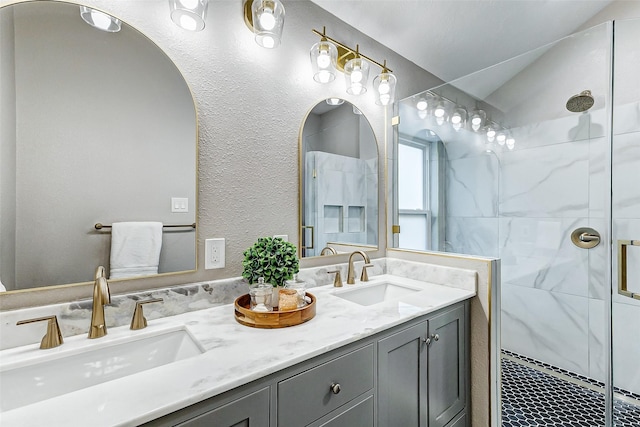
[347,251,372,284]
[88,266,111,339]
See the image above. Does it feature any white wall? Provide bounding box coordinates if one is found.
[0,0,441,308]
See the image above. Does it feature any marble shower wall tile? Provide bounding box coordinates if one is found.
[612,132,640,218]
[499,140,590,218]
[501,283,590,376]
[509,114,591,153]
[446,154,499,217]
[499,217,589,297]
[445,217,499,258]
[386,258,477,292]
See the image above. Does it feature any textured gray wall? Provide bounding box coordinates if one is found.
[0,0,441,308]
[0,8,16,290]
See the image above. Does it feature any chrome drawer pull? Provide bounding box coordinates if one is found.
[330,383,341,394]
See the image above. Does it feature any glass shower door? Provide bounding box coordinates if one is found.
[611,17,640,426]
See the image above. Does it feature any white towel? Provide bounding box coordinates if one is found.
[109,222,163,279]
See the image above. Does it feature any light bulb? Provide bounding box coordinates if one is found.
[434,104,446,118]
[486,125,496,142]
[351,68,363,84]
[416,99,428,111]
[317,70,331,83]
[261,36,275,48]
[351,83,364,95]
[471,117,482,125]
[179,15,197,31]
[90,10,112,30]
[418,110,428,119]
[378,80,390,95]
[317,50,330,68]
[379,94,391,105]
[506,137,515,150]
[496,131,506,145]
[258,7,276,30]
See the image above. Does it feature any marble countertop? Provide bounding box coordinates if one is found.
[0,274,475,427]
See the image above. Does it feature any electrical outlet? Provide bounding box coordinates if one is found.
[205,238,225,269]
[273,234,288,241]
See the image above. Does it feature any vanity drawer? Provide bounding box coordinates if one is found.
[277,344,374,427]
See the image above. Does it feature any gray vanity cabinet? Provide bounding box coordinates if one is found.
[173,387,269,427]
[377,304,467,427]
[144,301,469,427]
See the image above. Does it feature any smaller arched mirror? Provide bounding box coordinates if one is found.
[299,99,378,258]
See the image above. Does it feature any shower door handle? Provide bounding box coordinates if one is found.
[618,240,640,300]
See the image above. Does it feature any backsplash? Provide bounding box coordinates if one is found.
[0,258,477,350]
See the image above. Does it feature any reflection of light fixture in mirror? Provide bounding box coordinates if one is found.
[506,134,516,150]
[310,28,337,83]
[326,98,344,106]
[451,106,467,131]
[496,129,507,145]
[485,123,497,142]
[79,6,121,32]
[433,99,448,125]
[470,108,486,132]
[373,61,396,106]
[344,50,370,95]
[353,105,363,115]
[169,0,208,32]
[244,0,285,48]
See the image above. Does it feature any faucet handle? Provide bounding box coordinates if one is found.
[17,315,64,349]
[130,298,163,330]
[360,264,374,282]
[328,270,343,287]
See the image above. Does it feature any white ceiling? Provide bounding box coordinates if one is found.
[309,0,613,83]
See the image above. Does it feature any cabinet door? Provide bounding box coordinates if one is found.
[427,305,466,427]
[176,387,269,427]
[378,322,427,427]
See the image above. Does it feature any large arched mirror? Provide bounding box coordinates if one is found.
[299,99,378,258]
[0,1,197,292]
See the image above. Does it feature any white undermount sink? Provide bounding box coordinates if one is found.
[0,325,204,412]
[333,280,422,306]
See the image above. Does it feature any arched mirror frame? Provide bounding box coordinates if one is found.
[298,98,380,259]
[0,0,199,300]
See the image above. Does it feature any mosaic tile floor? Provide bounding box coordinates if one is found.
[501,352,640,427]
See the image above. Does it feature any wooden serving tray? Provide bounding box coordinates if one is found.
[234,293,316,329]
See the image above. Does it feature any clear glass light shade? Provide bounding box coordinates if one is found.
[326,98,344,106]
[434,100,448,125]
[344,57,370,95]
[169,0,208,32]
[79,6,121,32]
[251,0,285,48]
[496,129,507,145]
[415,92,434,112]
[310,40,337,83]
[373,71,397,106]
[451,106,467,131]
[485,123,497,142]
[470,109,486,132]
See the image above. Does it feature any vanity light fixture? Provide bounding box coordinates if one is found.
[326,98,345,106]
[470,108,487,132]
[433,98,448,125]
[310,28,397,103]
[169,0,208,32]
[485,122,497,142]
[451,106,467,132]
[244,0,286,48]
[311,27,338,83]
[344,49,370,95]
[373,61,397,106]
[506,133,516,150]
[79,6,121,32]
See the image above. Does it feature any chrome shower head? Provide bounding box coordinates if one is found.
[566,90,594,113]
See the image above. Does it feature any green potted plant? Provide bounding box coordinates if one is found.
[242,236,300,288]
